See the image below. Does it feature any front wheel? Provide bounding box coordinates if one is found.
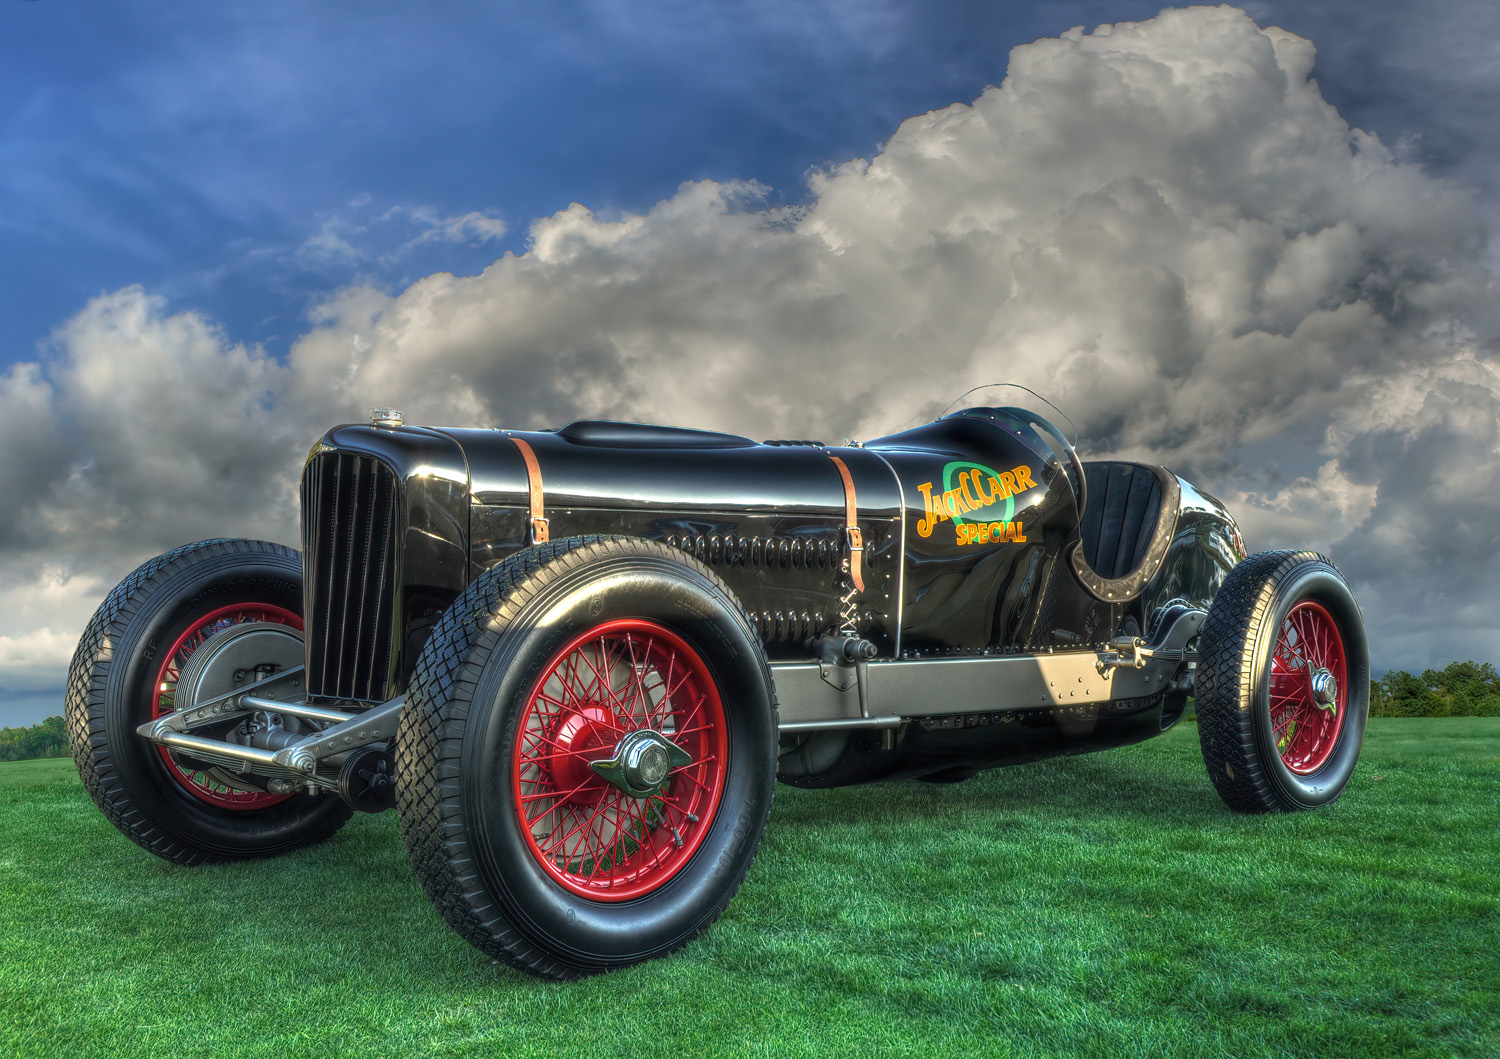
[395,535,778,979]
[1195,550,1370,813]
[65,539,352,864]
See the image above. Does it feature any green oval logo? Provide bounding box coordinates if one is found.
[942,462,1016,525]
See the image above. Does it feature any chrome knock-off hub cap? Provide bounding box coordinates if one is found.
[590,729,692,799]
[1310,667,1339,711]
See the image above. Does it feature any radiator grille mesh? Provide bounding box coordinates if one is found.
[301,452,400,702]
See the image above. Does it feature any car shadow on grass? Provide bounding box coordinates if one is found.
[771,735,1232,830]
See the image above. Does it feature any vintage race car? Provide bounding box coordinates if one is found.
[66,401,1369,978]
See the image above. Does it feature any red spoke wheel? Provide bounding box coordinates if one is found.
[397,536,777,979]
[1195,550,1369,813]
[65,539,351,865]
[1267,601,1348,774]
[513,619,729,901]
[150,602,302,809]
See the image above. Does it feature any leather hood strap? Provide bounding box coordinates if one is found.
[828,454,864,593]
[508,435,550,544]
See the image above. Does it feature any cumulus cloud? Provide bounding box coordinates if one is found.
[2,5,1496,718]
[0,629,80,688]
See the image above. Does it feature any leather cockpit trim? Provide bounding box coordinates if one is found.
[1068,466,1180,603]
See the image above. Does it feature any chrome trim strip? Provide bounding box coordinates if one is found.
[779,716,903,732]
[153,732,288,771]
[770,610,1201,725]
[239,696,362,725]
[865,446,906,657]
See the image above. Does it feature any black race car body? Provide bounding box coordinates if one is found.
[299,406,1243,785]
[72,400,1364,979]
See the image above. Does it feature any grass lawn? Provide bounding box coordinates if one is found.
[2,718,1496,1059]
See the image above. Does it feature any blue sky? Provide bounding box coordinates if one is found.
[1,2,1497,728]
[2,0,1148,362]
[5,1,1494,368]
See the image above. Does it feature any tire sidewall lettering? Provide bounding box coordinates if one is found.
[184,578,298,613]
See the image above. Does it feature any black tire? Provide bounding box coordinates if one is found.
[396,535,778,979]
[1195,550,1369,813]
[65,539,352,864]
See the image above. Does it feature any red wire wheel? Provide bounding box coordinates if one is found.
[512,618,729,902]
[151,602,302,809]
[1195,550,1370,813]
[1268,600,1348,774]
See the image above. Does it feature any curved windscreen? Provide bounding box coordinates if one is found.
[943,405,1087,516]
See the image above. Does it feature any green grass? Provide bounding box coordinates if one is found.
[3,719,1496,1059]
[0,758,73,789]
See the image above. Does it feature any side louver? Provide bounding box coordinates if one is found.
[301,451,400,702]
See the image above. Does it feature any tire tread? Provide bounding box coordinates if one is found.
[396,534,778,979]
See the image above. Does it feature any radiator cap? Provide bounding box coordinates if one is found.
[370,408,404,428]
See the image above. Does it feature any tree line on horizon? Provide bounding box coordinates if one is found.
[1369,660,1500,718]
[0,715,67,763]
[1,660,1495,763]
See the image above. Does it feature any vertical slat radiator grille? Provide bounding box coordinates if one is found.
[301,452,400,702]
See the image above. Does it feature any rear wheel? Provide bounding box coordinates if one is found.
[65,539,352,864]
[1195,551,1369,812]
[396,535,777,979]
